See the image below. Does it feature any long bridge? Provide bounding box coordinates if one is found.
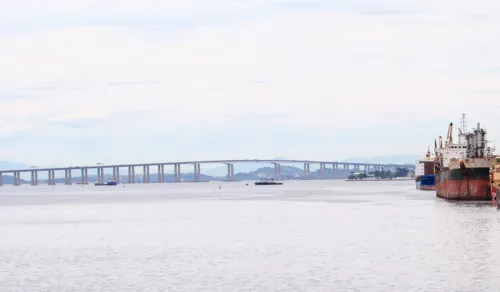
[0,159,413,186]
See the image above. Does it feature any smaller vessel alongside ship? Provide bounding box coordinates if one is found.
[415,147,436,190]
[95,179,118,186]
[416,174,435,190]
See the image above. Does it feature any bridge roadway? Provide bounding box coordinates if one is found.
[0,159,413,186]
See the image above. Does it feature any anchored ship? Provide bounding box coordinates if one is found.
[95,178,118,186]
[255,177,283,186]
[434,114,495,201]
[415,147,435,190]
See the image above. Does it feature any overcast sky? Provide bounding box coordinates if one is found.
[0,0,499,167]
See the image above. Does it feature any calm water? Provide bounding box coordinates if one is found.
[1,180,499,291]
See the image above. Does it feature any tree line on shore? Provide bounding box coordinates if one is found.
[347,168,409,180]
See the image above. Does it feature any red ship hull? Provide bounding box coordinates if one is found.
[435,167,492,201]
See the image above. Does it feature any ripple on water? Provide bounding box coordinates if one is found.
[0,180,499,291]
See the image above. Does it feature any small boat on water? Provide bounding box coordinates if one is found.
[255,177,283,186]
[95,179,118,186]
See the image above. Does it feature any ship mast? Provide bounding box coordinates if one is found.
[460,113,467,133]
[458,113,467,145]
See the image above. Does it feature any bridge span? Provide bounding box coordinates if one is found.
[0,159,413,186]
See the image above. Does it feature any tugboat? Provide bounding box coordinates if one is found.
[255,177,283,185]
[95,178,118,186]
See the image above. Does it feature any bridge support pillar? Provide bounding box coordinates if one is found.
[0,173,3,186]
[174,164,181,182]
[304,163,310,176]
[112,167,119,183]
[13,172,19,186]
[97,168,104,184]
[48,170,54,185]
[85,168,88,184]
[30,170,38,185]
[99,167,104,183]
[320,163,326,179]
[65,169,72,185]
[193,164,201,182]
[226,164,234,181]
[143,165,150,183]
[128,166,135,183]
[273,163,281,181]
[157,165,164,183]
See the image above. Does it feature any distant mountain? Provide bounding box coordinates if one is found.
[202,157,290,176]
[340,155,419,165]
[0,174,27,184]
[0,161,30,170]
[203,163,271,176]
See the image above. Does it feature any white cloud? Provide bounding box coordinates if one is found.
[0,0,500,165]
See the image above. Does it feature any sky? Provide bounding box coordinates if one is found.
[1,0,499,168]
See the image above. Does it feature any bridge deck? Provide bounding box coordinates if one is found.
[0,159,413,173]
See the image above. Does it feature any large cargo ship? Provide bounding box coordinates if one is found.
[415,147,435,190]
[434,114,495,201]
